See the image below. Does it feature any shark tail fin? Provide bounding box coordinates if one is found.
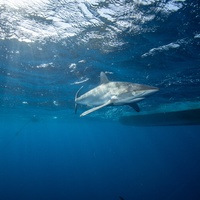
[75,86,83,114]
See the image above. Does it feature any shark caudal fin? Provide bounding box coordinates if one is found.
[75,86,83,114]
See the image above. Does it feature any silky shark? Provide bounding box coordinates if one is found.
[75,72,159,117]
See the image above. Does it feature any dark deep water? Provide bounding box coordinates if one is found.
[1,120,200,200]
[0,0,200,200]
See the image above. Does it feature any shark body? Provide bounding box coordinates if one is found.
[75,72,159,117]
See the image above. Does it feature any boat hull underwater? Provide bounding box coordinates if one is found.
[120,108,200,126]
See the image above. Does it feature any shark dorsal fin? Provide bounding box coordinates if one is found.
[100,72,109,84]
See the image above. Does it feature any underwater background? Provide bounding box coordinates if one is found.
[0,0,200,199]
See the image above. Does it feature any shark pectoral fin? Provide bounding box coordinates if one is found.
[129,103,140,112]
[80,100,112,117]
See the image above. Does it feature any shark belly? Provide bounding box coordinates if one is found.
[76,85,111,106]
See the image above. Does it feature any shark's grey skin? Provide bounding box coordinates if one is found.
[75,72,159,117]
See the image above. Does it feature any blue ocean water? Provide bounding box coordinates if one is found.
[0,0,200,200]
[1,121,200,200]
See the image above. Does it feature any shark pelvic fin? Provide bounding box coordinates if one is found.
[100,72,109,84]
[75,86,83,114]
[80,100,112,117]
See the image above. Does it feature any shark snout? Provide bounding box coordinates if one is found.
[133,87,158,98]
[132,86,159,98]
[145,87,159,96]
